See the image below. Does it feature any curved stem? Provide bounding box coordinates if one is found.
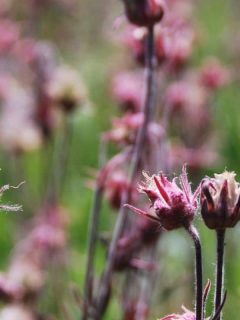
[95,25,157,319]
[215,229,225,320]
[186,224,203,320]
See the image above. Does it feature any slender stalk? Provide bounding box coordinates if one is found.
[95,25,157,319]
[81,137,109,320]
[82,185,104,320]
[46,115,73,203]
[135,246,158,320]
[215,229,225,320]
[185,224,203,320]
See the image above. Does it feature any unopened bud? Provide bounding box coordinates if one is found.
[122,0,164,27]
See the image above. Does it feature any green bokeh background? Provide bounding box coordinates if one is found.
[1,0,240,319]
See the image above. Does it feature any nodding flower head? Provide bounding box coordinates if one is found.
[125,166,199,231]
[122,0,164,27]
[158,307,196,320]
[201,171,240,230]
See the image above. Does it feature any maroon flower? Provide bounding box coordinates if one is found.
[126,166,199,230]
[201,171,240,230]
[122,0,164,27]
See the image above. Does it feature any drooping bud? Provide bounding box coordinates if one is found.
[201,171,240,230]
[122,0,164,27]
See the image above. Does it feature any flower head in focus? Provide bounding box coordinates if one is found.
[201,171,240,229]
[126,166,199,230]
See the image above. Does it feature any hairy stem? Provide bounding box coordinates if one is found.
[95,25,157,319]
[215,229,225,320]
[186,224,203,320]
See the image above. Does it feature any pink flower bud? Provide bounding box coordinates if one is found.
[201,171,240,229]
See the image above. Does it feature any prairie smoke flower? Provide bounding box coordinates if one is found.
[126,166,199,230]
[122,0,164,27]
[201,171,240,229]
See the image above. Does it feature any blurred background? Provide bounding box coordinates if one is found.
[0,0,240,319]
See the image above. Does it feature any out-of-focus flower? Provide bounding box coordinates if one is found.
[113,232,156,272]
[126,166,199,230]
[0,203,67,303]
[163,21,194,70]
[165,79,211,145]
[165,80,207,112]
[112,71,144,113]
[165,0,193,19]
[0,19,19,53]
[0,304,36,320]
[158,307,196,320]
[104,113,144,146]
[123,300,149,320]
[104,170,137,210]
[170,143,219,171]
[47,65,87,112]
[0,0,13,15]
[0,79,42,153]
[199,58,231,90]
[201,171,240,229]
[120,16,194,68]
[120,26,147,64]
[121,0,164,27]
[7,261,45,298]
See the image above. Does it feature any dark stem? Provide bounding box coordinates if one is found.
[215,229,225,320]
[186,224,203,320]
[94,25,156,319]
